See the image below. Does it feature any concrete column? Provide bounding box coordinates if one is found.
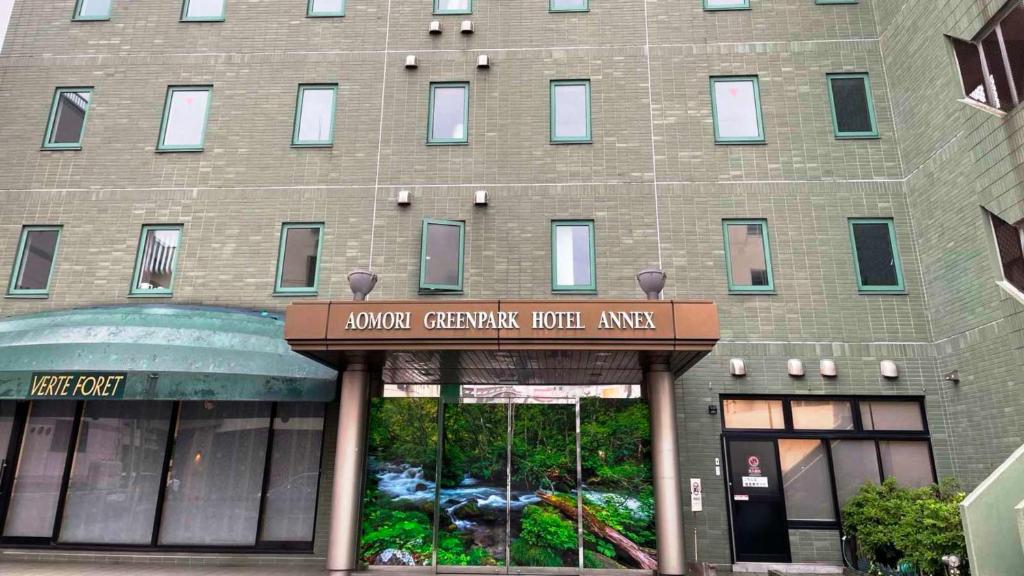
[327,357,370,575]
[648,362,686,576]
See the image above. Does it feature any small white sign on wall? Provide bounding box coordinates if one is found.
[742,476,768,488]
[689,478,703,512]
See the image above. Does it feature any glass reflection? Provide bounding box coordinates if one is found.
[259,403,325,542]
[279,226,321,289]
[555,224,593,287]
[713,79,760,139]
[136,228,180,291]
[553,84,588,140]
[162,90,210,147]
[49,91,90,145]
[297,88,335,143]
[779,439,836,521]
[424,222,462,287]
[430,86,467,141]
[185,0,224,19]
[14,229,59,291]
[726,223,769,288]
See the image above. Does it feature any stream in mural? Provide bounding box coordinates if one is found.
[359,396,656,569]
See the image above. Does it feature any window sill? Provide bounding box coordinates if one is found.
[307,13,346,17]
[728,289,776,295]
[273,291,319,297]
[996,280,1024,307]
[553,289,597,295]
[714,139,766,145]
[5,293,50,299]
[426,141,469,146]
[418,289,464,295]
[127,292,174,298]
[41,145,83,151]
[551,139,592,145]
[703,6,751,11]
[156,147,205,153]
[433,11,473,15]
[835,133,880,140]
[856,288,907,295]
[180,18,226,22]
[72,17,111,21]
[958,98,1008,118]
[549,9,590,13]
[291,143,334,148]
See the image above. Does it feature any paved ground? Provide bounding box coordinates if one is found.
[0,562,327,575]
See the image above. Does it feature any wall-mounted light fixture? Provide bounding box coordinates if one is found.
[429,20,442,34]
[820,359,837,378]
[461,20,474,33]
[880,360,899,379]
[729,358,746,377]
[474,190,488,206]
[404,55,418,69]
[477,54,490,68]
[787,359,805,377]
[397,190,411,205]
[943,370,960,384]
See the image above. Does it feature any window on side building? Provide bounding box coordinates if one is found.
[723,219,774,292]
[552,221,596,292]
[131,225,183,296]
[292,85,337,147]
[420,219,465,292]
[550,80,592,143]
[308,0,345,17]
[181,0,226,21]
[275,223,324,294]
[550,0,588,13]
[848,218,905,293]
[990,212,1024,294]
[43,88,92,150]
[7,226,61,297]
[827,73,879,139]
[157,87,212,151]
[428,83,469,145]
[704,0,750,10]
[951,4,1024,112]
[73,0,112,20]
[710,76,765,143]
[434,0,471,15]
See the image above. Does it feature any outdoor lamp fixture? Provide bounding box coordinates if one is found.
[474,190,488,205]
[729,358,746,377]
[429,20,442,34]
[477,54,490,68]
[880,360,899,379]
[636,268,666,300]
[787,359,805,377]
[404,55,418,69]
[397,189,411,205]
[348,269,378,301]
[820,359,837,378]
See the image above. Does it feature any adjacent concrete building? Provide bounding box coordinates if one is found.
[0,0,1021,573]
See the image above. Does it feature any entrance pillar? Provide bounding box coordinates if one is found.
[328,355,370,575]
[647,361,686,576]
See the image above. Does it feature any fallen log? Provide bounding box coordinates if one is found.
[536,492,657,570]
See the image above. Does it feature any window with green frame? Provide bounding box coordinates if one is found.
[73,0,112,20]
[723,219,774,293]
[292,85,337,147]
[849,218,905,293]
[42,88,92,150]
[434,0,471,15]
[308,0,345,17]
[7,226,61,297]
[710,76,765,143]
[275,223,324,294]
[550,0,588,12]
[827,73,879,139]
[816,0,857,4]
[550,80,592,143]
[427,82,469,145]
[704,0,750,10]
[157,86,212,152]
[181,0,225,21]
[130,225,183,296]
[420,219,464,292]
[551,221,596,292]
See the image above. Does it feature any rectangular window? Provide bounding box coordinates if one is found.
[308,0,345,17]
[59,402,173,544]
[951,6,1024,112]
[420,219,465,292]
[428,83,469,144]
[830,439,880,506]
[849,218,905,292]
[258,403,326,543]
[723,219,773,292]
[181,0,225,21]
[158,402,271,546]
[550,0,588,13]
[704,0,750,10]
[552,221,596,292]
[710,76,765,143]
[779,439,837,522]
[292,85,337,147]
[981,32,1014,111]
[275,223,323,294]
[550,80,591,143]
[131,225,182,296]
[157,86,211,151]
[434,0,471,14]
[73,0,112,20]
[8,226,61,296]
[991,212,1024,293]
[1002,6,1024,103]
[953,38,991,106]
[879,440,934,488]
[791,399,854,430]
[723,398,785,430]
[860,400,925,431]
[43,88,92,150]
[827,73,879,138]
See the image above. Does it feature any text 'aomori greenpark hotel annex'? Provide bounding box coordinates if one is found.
[1,0,1023,574]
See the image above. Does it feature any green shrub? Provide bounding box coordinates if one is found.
[518,505,579,551]
[842,478,968,575]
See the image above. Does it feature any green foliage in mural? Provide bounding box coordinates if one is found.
[580,398,652,493]
[842,478,968,575]
[440,402,508,486]
[367,397,438,474]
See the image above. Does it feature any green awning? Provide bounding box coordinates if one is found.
[0,305,337,401]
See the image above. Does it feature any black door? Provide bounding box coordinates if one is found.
[726,439,790,563]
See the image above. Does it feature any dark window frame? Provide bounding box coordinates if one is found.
[0,399,325,553]
[949,2,1023,113]
[989,211,1024,296]
[721,395,936,530]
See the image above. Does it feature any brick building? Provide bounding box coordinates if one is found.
[0,0,1021,574]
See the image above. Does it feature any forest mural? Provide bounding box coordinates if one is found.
[359,395,655,570]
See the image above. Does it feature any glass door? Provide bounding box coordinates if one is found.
[0,401,27,533]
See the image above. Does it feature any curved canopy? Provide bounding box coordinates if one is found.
[0,305,337,401]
